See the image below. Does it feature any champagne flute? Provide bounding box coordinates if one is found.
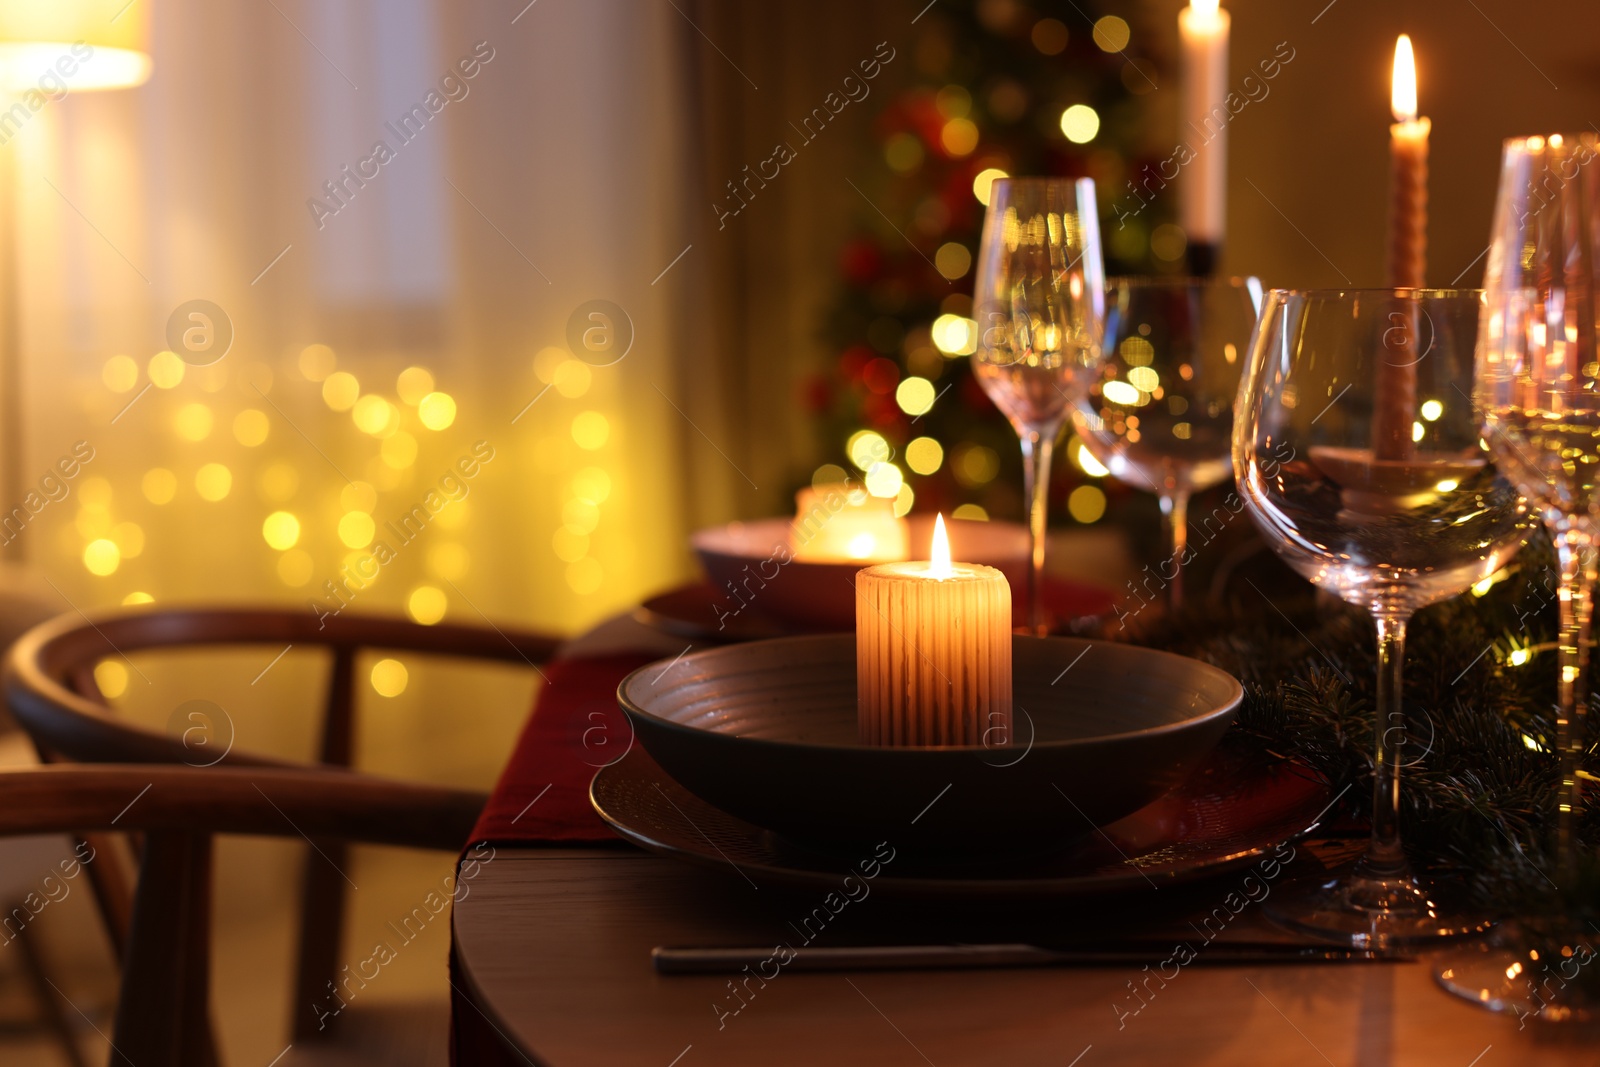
[1234,288,1533,946]
[1072,277,1262,609]
[1435,132,1600,1022]
[970,178,1105,634]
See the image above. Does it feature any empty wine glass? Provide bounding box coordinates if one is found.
[971,177,1105,635]
[1234,288,1533,947]
[1435,132,1600,1022]
[1072,277,1262,609]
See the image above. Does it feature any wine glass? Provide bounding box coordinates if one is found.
[1072,277,1262,609]
[971,177,1105,634]
[1234,288,1533,947]
[1435,132,1600,1022]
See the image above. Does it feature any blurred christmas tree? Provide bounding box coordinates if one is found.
[809,0,1180,535]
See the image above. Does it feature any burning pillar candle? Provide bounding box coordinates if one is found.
[1376,34,1428,461]
[856,514,1012,747]
[1178,0,1229,274]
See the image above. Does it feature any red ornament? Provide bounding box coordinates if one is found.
[802,374,832,413]
[838,345,875,381]
[839,238,885,286]
[862,357,901,395]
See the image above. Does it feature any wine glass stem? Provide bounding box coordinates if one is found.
[1019,429,1055,636]
[1367,610,1412,877]
[1553,527,1595,890]
[1160,490,1190,612]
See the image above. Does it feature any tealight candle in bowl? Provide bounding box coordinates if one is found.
[792,484,909,563]
[856,514,1012,746]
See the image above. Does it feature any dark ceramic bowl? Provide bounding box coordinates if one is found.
[616,634,1241,854]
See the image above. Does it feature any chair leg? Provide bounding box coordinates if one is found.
[290,840,347,1042]
[10,910,89,1067]
[112,832,214,1067]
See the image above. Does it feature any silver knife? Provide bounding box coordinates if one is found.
[652,941,1409,973]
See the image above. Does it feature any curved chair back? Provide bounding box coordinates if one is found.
[4,605,560,1047]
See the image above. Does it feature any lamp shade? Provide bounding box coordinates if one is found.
[0,0,151,92]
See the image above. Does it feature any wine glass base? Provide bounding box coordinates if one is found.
[1265,868,1494,949]
[1433,921,1600,1025]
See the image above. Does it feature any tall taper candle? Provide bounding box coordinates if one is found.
[1377,34,1427,461]
[1179,0,1230,273]
[856,515,1012,747]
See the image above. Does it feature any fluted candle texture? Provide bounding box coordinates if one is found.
[856,561,1012,747]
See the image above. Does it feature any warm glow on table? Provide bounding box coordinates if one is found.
[856,515,1012,746]
[792,484,909,562]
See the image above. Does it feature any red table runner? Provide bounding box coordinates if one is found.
[465,651,656,846]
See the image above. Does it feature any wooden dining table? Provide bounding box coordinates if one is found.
[450,612,1600,1066]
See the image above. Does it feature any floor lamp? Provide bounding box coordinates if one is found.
[0,1,152,561]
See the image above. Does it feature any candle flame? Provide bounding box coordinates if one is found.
[1190,0,1219,17]
[930,513,953,579]
[1391,34,1418,124]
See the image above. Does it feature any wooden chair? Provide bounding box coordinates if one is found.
[3,606,561,1053]
[0,763,486,1066]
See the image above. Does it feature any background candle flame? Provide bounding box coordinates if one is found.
[929,513,953,579]
[1391,34,1418,124]
[1189,0,1219,20]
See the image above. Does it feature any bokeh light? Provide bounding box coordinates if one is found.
[895,377,938,417]
[864,462,904,498]
[174,403,213,441]
[341,482,378,513]
[122,592,154,606]
[195,464,232,502]
[812,464,848,489]
[906,436,944,475]
[382,431,418,468]
[111,522,145,558]
[102,355,138,393]
[931,314,977,356]
[847,430,890,470]
[322,372,360,411]
[94,661,128,699]
[554,361,592,398]
[934,242,973,280]
[418,391,457,430]
[397,366,434,405]
[370,658,408,697]
[148,351,185,389]
[552,527,589,563]
[407,585,448,625]
[233,409,270,446]
[338,511,376,548]
[1068,484,1108,523]
[952,503,989,521]
[1092,15,1131,51]
[262,511,301,550]
[353,394,395,436]
[299,344,337,382]
[142,468,177,505]
[257,463,298,503]
[83,539,120,576]
[972,167,1008,206]
[1060,104,1101,144]
[940,118,979,157]
[571,467,612,502]
[572,411,609,450]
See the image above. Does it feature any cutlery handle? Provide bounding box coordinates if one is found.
[654,944,1058,973]
[652,942,1406,973]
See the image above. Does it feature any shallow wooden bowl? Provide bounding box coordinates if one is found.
[616,634,1240,854]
